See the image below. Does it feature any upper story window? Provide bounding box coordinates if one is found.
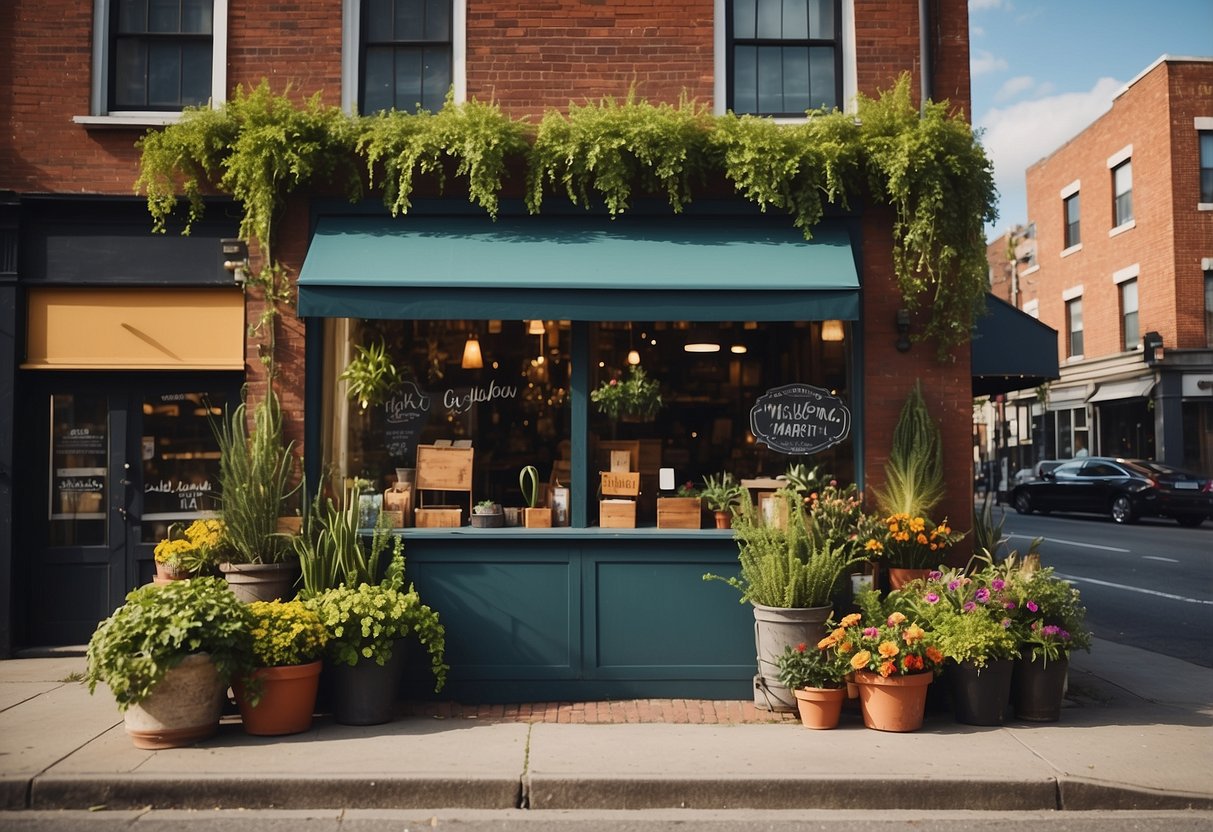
[1200,131,1213,205]
[1112,160,1133,228]
[1205,269,1213,348]
[86,0,226,119]
[360,0,453,114]
[111,0,213,110]
[1066,296,1083,358]
[727,0,841,117]
[1120,277,1138,351]
[1063,192,1081,249]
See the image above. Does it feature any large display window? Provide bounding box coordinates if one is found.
[325,317,854,529]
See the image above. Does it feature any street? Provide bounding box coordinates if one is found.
[994,505,1213,667]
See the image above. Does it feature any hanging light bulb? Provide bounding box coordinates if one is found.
[821,320,845,342]
[527,319,545,335]
[461,332,483,369]
[627,349,641,365]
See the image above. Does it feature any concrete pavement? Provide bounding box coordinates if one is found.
[1,637,1211,814]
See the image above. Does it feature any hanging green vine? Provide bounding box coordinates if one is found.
[526,92,715,216]
[358,95,529,219]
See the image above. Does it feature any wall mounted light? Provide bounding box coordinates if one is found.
[821,319,845,342]
[1142,330,1163,365]
[895,309,912,353]
[527,319,546,335]
[461,332,483,369]
[221,238,249,286]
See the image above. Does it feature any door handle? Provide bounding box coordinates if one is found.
[116,506,128,520]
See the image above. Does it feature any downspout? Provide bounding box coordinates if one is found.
[919,0,932,111]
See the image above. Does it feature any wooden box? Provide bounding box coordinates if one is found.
[415,506,462,528]
[657,497,702,529]
[600,499,637,528]
[523,507,552,528]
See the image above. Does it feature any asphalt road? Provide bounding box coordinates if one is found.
[993,503,1213,668]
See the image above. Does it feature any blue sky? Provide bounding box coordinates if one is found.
[967,0,1213,239]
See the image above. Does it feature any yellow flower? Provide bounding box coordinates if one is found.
[878,641,899,659]
[908,516,925,533]
[850,650,872,670]
[839,613,862,628]
[839,640,853,653]
[903,624,925,644]
[865,539,884,553]
[817,634,837,650]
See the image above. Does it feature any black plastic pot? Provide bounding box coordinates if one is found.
[330,643,406,726]
[947,658,1014,725]
[1012,654,1069,722]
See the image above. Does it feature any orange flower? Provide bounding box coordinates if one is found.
[877,641,899,659]
[839,613,862,628]
[879,660,897,677]
[902,655,924,672]
[916,533,929,545]
[925,646,944,664]
[886,612,906,626]
[839,640,853,653]
[850,650,872,670]
[865,539,884,553]
[817,634,837,650]
[902,624,925,644]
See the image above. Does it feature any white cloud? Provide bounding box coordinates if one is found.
[969,0,1007,10]
[995,75,1035,101]
[971,24,985,37]
[977,77,1123,226]
[971,49,1009,76]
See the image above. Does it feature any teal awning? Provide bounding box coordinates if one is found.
[296,215,859,321]
[971,294,1059,396]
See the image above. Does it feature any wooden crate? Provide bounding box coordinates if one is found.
[657,497,702,529]
[600,499,637,528]
[416,445,473,491]
[415,506,462,528]
[523,507,552,528]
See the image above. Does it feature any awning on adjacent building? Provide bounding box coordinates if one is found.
[1088,377,1155,404]
[296,215,860,321]
[970,294,1060,396]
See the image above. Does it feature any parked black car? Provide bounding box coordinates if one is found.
[1011,457,1213,527]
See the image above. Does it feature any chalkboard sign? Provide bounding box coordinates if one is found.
[383,381,432,461]
[749,384,851,455]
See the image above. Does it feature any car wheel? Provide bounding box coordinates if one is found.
[1014,491,1033,515]
[1176,514,1205,528]
[1110,495,1137,524]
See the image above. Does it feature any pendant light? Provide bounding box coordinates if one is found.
[461,332,483,369]
[821,320,845,342]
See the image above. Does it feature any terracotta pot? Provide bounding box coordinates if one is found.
[154,561,193,582]
[219,560,301,603]
[233,660,323,736]
[853,669,933,732]
[793,686,847,729]
[887,567,931,590]
[713,510,732,529]
[1012,654,1069,722]
[123,653,225,749]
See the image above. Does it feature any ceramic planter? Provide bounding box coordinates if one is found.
[1012,654,1069,722]
[946,658,1013,725]
[219,560,300,603]
[234,660,323,736]
[793,686,847,729]
[122,653,225,749]
[853,670,933,732]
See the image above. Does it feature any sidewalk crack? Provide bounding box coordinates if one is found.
[518,723,532,809]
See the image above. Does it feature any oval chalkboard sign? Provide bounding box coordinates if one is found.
[749,384,851,455]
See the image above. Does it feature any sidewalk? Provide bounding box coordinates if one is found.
[2,638,1211,813]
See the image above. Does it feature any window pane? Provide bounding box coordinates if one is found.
[756,0,782,38]
[808,45,835,109]
[366,0,393,39]
[395,0,423,40]
[1064,194,1080,247]
[1113,162,1132,225]
[1205,271,1213,348]
[808,0,833,36]
[1202,132,1213,202]
[756,46,782,114]
[147,42,181,107]
[425,0,450,40]
[422,46,451,111]
[394,48,424,111]
[732,46,757,114]
[733,0,756,39]
[182,0,213,33]
[149,0,179,33]
[1123,311,1139,350]
[114,39,147,108]
[782,48,810,113]
[118,0,147,33]
[50,394,108,548]
[363,47,394,112]
[783,0,809,38]
[181,42,212,105]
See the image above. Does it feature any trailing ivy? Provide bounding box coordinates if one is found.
[526,92,714,216]
[358,95,529,219]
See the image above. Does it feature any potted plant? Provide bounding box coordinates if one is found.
[303,548,447,726]
[704,490,866,712]
[339,338,402,411]
[590,364,662,422]
[804,479,885,595]
[152,518,223,582]
[213,389,302,602]
[700,472,746,529]
[519,465,551,528]
[865,513,963,588]
[471,499,504,528]
[776,631,853,729]
[232,599,328,736]
[871,380,945,520]
[84,577,254,748]
[903,564,1020,725]
[837,590,944,732]
[658,480,703,529]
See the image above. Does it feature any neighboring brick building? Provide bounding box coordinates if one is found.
[0,0,991,699]
[1014,56,1213,475]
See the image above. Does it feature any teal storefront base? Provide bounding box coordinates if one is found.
[398,528,757,703]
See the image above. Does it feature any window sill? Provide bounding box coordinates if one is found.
[1198,203,1213,212]
[1065,354,1085,364]
[1020,264,1040,277]
[1109,220,1136,237]
[387,526,735,540]
[73,113,183,129]
[1060,244,1083,258]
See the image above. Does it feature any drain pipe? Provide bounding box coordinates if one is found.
[919,0,932,110]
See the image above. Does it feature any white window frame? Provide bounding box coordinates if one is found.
[1022,298,1039,318]
[713,0,857,119]
[77,0,228,127]
[1198,117,1213,211]
[343,0,467,115]
[1108,146,1134,234]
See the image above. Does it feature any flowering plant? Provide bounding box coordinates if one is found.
[835,594,943,678]
[776,639,851,690]
[590,365,662,421]
[153,518,225,574]
[865,513,963,569]
[1004,557,1091,665]
[246,600,328,667]
[904,566,1019,667]
[805,479,885,559]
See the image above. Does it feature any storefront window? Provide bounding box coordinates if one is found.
[49,394,108,547]
[332,318,853,528]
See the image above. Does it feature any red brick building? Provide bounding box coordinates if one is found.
[0,0,994,698]
[1015,56,1213,474]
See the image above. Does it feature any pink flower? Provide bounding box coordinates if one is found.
[975,588,990,603]
[991,578,1006,591]
[1026,600,1039,613]
[863,627,879,638]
